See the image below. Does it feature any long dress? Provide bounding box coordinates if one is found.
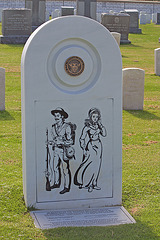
[74,122,106,192]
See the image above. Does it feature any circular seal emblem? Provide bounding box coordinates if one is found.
[65,56,85,76]
[115,17,120,24]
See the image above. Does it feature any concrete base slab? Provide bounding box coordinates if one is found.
[0,35,29,44]
[30,206,136,229]
[129,28,142,34]
[120,39,131,44]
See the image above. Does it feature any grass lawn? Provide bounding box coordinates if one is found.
[0,22,160,239]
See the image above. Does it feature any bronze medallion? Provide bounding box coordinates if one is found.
[65,56,85,76]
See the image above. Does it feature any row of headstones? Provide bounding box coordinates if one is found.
[0,3,160,45]
[2,45,160,111]
[1,7,160,24]
[0,66,146,111]
[0,8,135,44]
[46,9,160,25]
[0,66,151,112]
[140,11,160,25]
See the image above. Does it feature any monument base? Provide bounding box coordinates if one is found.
[30,206,136,229]
[120,39,131,44]
[0,35,30,44]
[129,28,142,34]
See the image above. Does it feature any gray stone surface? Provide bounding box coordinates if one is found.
[0,35,30,44]
[124,9,141,34]
[51,9,60,19]
[139,13,147,25]
[123,68,145,110]
[146,13,151,24]
[0,9,31,44]
[155,48,160,76]
[0,67,5,111]
[156,13,160,24]
[21,16,122,210]
[31,206,136,229]
[2,9,32,36]
[152,13,157,23]
[61,6,74,16]
[25,0,46,30]
[101,13,131,44]
[76,0,97,20]
[0,8,3,22]
[111,32,121,47]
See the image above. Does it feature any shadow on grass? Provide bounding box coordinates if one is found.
[122,55,129,58]
[125,110,160,120]
[42,220,159,240]
[0,110,15,121]
[121,44,143,48]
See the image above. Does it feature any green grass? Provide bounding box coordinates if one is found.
[0,22,160,239]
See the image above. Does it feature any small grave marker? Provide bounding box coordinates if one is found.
[0,67,5,111]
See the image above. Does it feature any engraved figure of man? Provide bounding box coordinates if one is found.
[50,108,76,194]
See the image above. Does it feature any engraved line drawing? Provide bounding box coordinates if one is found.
[45,108,76,194]
[74,108,107,193]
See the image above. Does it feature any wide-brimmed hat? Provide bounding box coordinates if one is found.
[51,107,68,119]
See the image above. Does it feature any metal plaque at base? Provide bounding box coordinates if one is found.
[30,206,136,229]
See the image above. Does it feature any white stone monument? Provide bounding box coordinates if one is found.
[22,16,135,228]
[152,13,157,24]
[123,68,145,110]
[0,8,3,22]
[139,13,147,25]
[0,67,5,111]
[146,14,151,24]
[51,9,60,19]
[111,32,121,47]
[155,48,160,76]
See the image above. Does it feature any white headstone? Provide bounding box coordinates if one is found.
[152,13,157,23]
[0,67,5,111]
[111,32,121,47]
[123,68,145,110]
[96,13,101,22]
[45,11,50,21]
[51,9,60,19]
[146,14,151,24]
[139,13,147,25]
[0,8,3,22]
[155,48,160,76]
[21,16,122,210]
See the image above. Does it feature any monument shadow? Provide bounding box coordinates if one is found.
[0,110,15,121]
[124,110,160,120]
[42,220,159,240]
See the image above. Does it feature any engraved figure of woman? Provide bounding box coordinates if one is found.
[74,108,107,193]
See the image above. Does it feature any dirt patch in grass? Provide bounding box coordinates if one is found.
[5,66,21,73]
[122,144,142,150]
[131,204,145,216]
[144,141,158,145]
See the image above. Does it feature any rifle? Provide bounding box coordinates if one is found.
[45,128,51,191]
